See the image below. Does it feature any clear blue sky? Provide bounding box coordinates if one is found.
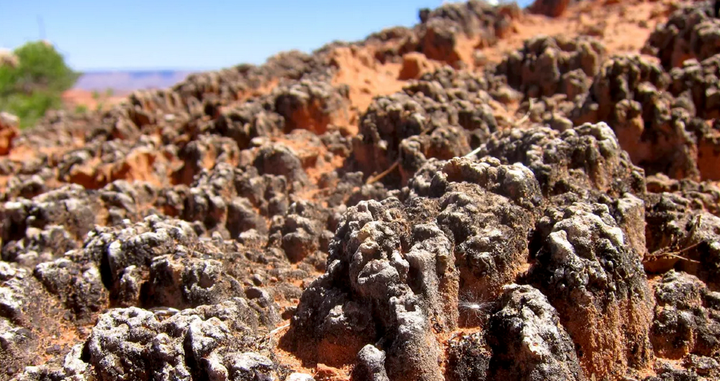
[0,0,533,71]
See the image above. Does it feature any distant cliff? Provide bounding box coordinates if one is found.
[73,70,194,91]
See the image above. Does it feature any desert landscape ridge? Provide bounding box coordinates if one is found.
[1,0,720,380]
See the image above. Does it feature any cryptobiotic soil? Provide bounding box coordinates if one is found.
[1,1,720,380]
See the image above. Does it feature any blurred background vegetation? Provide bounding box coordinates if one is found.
[0,41,79,129]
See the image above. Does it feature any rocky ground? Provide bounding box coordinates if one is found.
[1,0,720,380]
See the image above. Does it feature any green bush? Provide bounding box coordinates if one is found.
[0,41,79,128]
[74,104,88,114]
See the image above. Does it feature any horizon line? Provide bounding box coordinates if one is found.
[77,67,214,73]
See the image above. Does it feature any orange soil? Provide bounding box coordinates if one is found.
[330,47,407,119]
[467,0,667,66]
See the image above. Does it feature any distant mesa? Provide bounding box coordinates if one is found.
[73,70,195,92]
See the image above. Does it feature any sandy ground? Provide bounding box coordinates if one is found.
[61,89,128,112]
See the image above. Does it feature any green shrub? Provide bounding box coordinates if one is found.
[74,104,88,114]
[0,41,79,128]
